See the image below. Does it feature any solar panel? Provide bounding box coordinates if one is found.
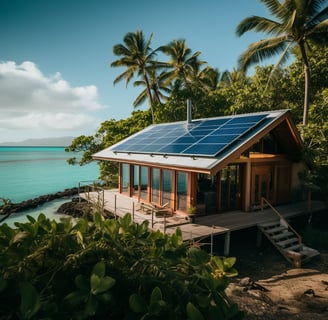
[111,113,268,157]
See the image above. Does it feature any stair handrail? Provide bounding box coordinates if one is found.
[261,197,302,247]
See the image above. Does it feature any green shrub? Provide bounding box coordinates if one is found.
[0,213,243,319]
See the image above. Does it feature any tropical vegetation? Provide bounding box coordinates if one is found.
[236,0,328,126]
[0,213,243,319]
[67,24,328,202]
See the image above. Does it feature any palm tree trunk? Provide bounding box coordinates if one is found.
[299,42,310,126]
[143,73,155,124]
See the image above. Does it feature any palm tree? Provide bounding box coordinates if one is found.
[158,39,205,90]
[133,67,171,108]
[236,0,328,126]
[111,30,163,123]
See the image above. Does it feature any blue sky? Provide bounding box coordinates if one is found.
[0,0,271,143]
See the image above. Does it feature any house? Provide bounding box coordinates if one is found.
[93,109,307,217]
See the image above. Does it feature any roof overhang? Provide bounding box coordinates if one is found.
[92,110,304,174]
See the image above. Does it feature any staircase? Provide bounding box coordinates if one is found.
[257,198,320,268]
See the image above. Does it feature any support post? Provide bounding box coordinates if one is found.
[114,194,117,218]
[256,229,262,248]
[132,202,135,221]
[210,232,213,256]
[224,232,231,256]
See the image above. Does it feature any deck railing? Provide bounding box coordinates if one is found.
[260,197,302,246]
[78,180,105,213]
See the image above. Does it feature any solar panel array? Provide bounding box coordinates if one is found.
[110,114,269,157]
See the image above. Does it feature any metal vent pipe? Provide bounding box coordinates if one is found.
[187,99,192,124]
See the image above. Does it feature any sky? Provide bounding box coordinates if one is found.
[0,0,272,143]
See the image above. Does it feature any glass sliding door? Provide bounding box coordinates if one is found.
[220,165,240,212]
[177,171,187,211]
[121,163,130,195]
[162,170,172,206]
[133,165,139,198]
[140,166,148,201]
[151,168,160,204]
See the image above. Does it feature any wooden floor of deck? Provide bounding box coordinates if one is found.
[80,189,326,248]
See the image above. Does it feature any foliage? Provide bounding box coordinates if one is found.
[236,0,328,125]
[66,110,152,179]
[0,213,243,319]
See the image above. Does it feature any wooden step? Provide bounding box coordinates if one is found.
[271,231,294,241]
[258,220,280,228]
[265,226,288,235]
[276,237,299,248]
[285,244,303,252]
[300,246,320,259]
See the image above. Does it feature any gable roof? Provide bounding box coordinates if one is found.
[93,110,303,174]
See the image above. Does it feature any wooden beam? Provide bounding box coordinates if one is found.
[224,232,231,256]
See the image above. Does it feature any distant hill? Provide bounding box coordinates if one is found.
[0,136,75,147]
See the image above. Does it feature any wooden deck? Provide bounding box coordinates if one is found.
[80,189,326,255]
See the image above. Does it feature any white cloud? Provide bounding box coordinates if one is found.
[0,61,106,142]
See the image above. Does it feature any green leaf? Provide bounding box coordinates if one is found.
[188,247,209,265]
[26,215,36,223]
[129,293,147,313]
[90,274,115,295]
[92,261,106,278]
[19,282,41,320]
[64,291,88,307]
[186,302,205,320]
[150,287,162,304]
[37,213,46,222]
[94,212,104,228]
[85,294,98,316]
[223,257,236,270]
[225,267,238,278]
[12,231,29,244]
[209,256,224,271]
[0,223,15,242]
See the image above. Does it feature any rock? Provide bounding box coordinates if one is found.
[0,188,79,222]
[57,199,93,219]
[239,277,251,286]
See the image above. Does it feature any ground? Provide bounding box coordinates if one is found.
[220,229,328,320]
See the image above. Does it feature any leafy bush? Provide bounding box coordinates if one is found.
[0,213,243,319]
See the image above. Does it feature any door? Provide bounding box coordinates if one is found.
[251,166,273,206]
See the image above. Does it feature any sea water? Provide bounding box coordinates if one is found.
[0,146,99,225]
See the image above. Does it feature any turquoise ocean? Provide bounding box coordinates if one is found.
[0,146,99,226]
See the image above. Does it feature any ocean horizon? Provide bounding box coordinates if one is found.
[0,146,99,225]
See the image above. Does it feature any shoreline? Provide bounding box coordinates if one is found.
[0,187,79,222]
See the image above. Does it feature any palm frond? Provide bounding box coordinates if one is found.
[306,6,328,29]
[238,36,288,71]
[133,89,148,108]
[308,20,328,44]
[264,41,292,91]
[236,16,282,36]
[260,0,283,17]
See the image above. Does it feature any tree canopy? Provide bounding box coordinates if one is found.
[236,0,328,125]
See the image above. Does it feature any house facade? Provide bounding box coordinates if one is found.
[93,110,306,215]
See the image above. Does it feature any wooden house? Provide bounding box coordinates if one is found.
[93,109,306,217]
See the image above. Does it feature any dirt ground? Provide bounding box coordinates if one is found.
[222,231,328,319]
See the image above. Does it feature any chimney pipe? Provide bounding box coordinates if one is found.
[187,99,192,124]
